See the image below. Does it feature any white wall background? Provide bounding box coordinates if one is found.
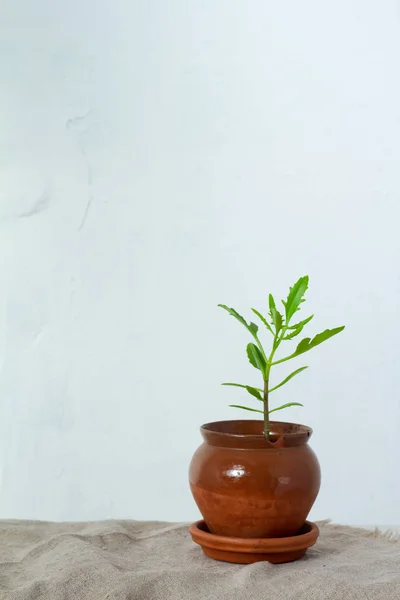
[1,0,400,526]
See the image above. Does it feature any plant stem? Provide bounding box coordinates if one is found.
[263,325,288,440]
[263,378,269,438]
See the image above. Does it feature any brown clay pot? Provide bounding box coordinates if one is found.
[189,420,321,539]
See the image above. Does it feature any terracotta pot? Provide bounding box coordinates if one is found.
[189,420,321,538]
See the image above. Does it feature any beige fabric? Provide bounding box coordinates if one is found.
[0,520,399,599]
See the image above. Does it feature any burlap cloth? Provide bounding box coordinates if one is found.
[0,519,399,599]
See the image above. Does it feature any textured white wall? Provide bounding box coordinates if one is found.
[1,0,400,525]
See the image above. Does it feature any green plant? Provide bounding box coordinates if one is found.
[219,276,344,440]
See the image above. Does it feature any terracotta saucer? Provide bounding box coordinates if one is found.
[189,520,319,564]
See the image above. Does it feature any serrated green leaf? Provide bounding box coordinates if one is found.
[247,343,267,377]
[269,294,276,313]
[218,304,248,328]
[251,308,274,335]
[269,367,308,392]
[275,310,283,333]
[284,324,305,340]
[285,276,309,323]
[222,383,264,401]
[245,386,263,401]
[268,402,304,414]
[221,381,264,392]
[273,326,345,365]
[287,314,314,331]
[248,322,259,336]
[295,327,345,356]
[296,337,311,354]
[218,305,258,337]
[284,316,313,340]
[268,294,283,334]
[218,305,265,356]
[229,404,264,414]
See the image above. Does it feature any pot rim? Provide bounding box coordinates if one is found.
[200,419,312,449]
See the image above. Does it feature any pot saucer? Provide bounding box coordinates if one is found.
[189,520,319,564]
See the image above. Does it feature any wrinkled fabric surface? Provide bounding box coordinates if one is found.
[0,519,399,599]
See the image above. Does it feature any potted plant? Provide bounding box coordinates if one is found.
[189,276,344,563]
